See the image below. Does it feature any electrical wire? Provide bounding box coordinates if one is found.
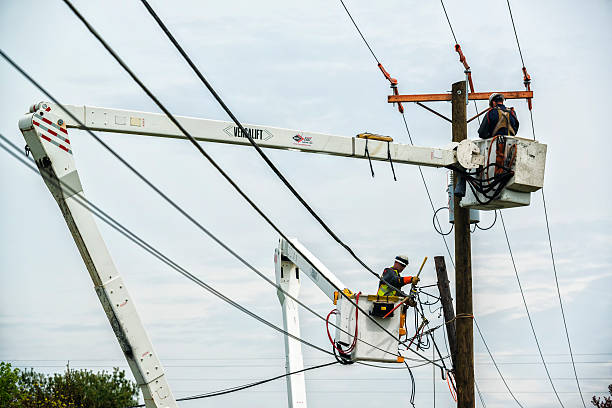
[475,210,497,231]
[0,134,333,358]
[0,50,406,364]
[475,379,487,408]
[129,361,339,407]
[499,212,565,407]
[338,0,456,268]
[505,1,585,406]
[401,115,456,268]
[403,359,417,407]
[338,0,380,65]
[474,318,524,408]
[137,0,383,284]
[433,207,453,236]
[56,1,432,365]
[439,0,458,44]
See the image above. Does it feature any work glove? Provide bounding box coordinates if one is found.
[411,276,420,285]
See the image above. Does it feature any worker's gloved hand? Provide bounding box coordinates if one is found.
[411,276,420,285]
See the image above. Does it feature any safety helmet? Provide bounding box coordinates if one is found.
[395,255,409,266]
[488,93,505,107]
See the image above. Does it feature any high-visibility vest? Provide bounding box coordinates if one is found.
[491,107,517,136]
[377,268,400,296]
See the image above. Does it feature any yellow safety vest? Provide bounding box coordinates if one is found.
[377,268,400,296]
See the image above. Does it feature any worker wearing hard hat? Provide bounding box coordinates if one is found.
[477,93,520,139]
[377,255,420,297]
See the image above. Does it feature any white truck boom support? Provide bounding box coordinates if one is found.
[274,238,349,408]
[19,102,177,408]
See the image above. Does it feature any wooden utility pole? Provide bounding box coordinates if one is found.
[452,80,474,407]
[386,81,533,408]
[435,256,457,370]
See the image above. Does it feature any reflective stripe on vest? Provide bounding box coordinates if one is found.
[491,107,516,136]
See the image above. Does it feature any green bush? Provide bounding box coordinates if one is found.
[0,361,139,408]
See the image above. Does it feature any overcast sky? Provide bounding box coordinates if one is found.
[1,0,611,407]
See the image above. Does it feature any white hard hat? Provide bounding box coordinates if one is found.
[489,93,505,107]
[395,255,409,266]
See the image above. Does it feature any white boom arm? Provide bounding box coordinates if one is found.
[274,237,348,408]
[19,103,177,408]
[46,103,481,169]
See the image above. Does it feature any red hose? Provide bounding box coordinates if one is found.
[325,292,361,355]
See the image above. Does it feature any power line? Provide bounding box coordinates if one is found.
[338,0,380,64]
[401,114,455,268]
[56,0,433,364]
[137,0,382,284]
[499,212,565,407]
[130,361,339,407]
[506,0,525,68]
[338,0,455,267]
[439,0,458,44]
[474,318,524,408]
[0,48,402,361]
[504,2,585,406]
[0,135,335,359]
[0,124,421,366]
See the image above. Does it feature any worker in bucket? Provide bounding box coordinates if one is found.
[477,93,520,139]
[377,255,420,297]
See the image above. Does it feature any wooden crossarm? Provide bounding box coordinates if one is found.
[388,90,533,103]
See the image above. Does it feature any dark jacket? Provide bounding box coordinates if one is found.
[378,267,412,297]
[478,104,519,139]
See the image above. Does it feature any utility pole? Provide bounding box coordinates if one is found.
[435,256,457,371]
[452,80,474,407]
[388,80,534,408]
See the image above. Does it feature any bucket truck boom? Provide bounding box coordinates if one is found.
[19,102,177,408]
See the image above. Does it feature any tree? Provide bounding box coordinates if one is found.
[592,385,612,408]
[0,362,21,407]
[0,361,139,407]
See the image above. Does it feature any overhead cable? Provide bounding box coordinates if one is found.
[137,0,382,283]
[338,0,455,267]
[474,318,524,408]
[0,134,333,358]
[499,212,565,407]
[505,2,585,406]
[339,0,380,64]
[57,1,440,365]
[2,33,433,369]
[130,361,339,406]
[0,51,406,364]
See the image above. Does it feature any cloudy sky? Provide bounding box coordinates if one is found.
[1,0,610,407]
